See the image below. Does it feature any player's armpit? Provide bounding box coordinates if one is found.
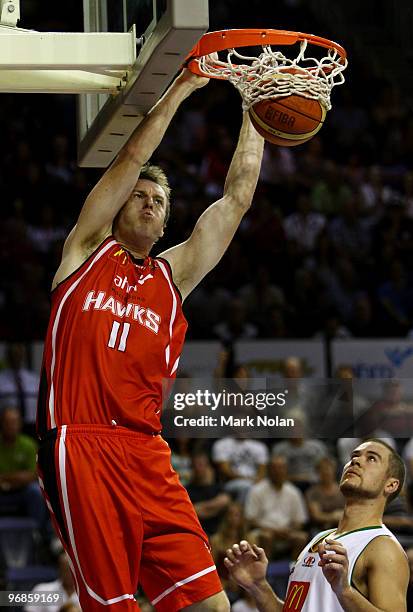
[51,226,107,289]
[160,195,245,300]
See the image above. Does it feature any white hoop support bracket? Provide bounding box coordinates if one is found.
[187,29,348,112]
[0,23,136,93]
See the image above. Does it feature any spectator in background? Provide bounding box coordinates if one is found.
[238,265,285,334]
[378,259,413,336]
[382,489,413,538]
[27,204,66,255]
[283,191,326,254]
[348,293,379,337]
[241,197,286,263]
[272,435,329,492]
[333,369,394,467]
[200,125,233,198]
[184,274,231,338]
[212,435,268,504]
[360,165,392,215]
[0,342,39,434]
[24,552,80,612]
[290,267,326,337]
[279,358,323,429]
[297,136,324,186]
[311,160,352,217]
[214,346,245,380]
[327,195,370,262]
[261,306,288,338]
[213,298,258,343]
[328,89,369,152]
[372,198,413,272]
[306,457,344,530]
[170,437,193,487]
[281,356,306,400]
[313,309,351,340]
[210,502,247,585]
[245,455,308,560]
[186,451,230,537]
[403,437,413,482]
[260,143,296,188]
[0,406,46,525]
[404,170,413,219]
[335,363,369,418]
[45,134,74,185]
[362,380,413,440]
[323,256,360,324]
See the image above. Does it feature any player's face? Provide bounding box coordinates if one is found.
[340,441,395,501]
[119,179,168,241]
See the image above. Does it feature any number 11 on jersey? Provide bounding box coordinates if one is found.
[108,321,130,352]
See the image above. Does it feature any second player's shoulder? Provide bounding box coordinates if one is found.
[363,532,407,565]
[352,531,410,608]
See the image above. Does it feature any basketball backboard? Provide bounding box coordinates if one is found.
[0,0,208,167]
[78,0,209,167]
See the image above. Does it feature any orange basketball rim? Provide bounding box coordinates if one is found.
[186,28,348,114]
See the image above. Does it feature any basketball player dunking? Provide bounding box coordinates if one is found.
[225,440,409,611]
[36,67,264,611]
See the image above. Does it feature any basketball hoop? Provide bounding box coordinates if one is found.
[186,29,348,112]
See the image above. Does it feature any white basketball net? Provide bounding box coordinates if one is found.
[197,39,347,112]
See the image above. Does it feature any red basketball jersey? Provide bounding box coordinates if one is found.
[37,236,187,436]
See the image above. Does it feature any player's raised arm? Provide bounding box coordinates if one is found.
[224,541,284,612]
[66,70,208,256]
[160,112,265,300]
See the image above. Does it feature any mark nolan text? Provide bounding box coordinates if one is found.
[174,415,295,427]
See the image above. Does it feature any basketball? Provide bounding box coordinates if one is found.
[249,95,327,147]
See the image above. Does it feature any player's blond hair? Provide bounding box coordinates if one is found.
[139,163,171,224]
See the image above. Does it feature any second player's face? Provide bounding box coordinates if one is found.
[120,178,168,241]
[340,441,395,501]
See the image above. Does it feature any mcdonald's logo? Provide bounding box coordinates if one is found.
[283,581,310,611]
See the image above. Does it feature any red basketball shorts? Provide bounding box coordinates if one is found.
[37,425,222,611]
